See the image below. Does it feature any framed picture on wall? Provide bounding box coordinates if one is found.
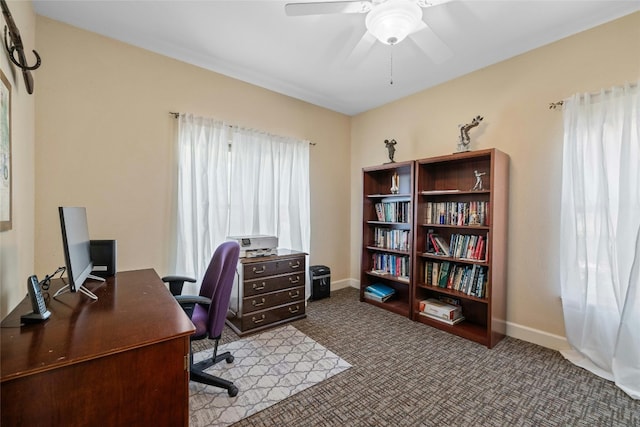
[0,68,11,232]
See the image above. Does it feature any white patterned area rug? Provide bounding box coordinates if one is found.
[189,324,352,426]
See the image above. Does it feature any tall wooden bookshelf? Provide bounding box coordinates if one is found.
[361,161,414,318]
[413,148,509,348]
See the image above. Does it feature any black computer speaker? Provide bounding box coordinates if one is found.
[90,240,117,277]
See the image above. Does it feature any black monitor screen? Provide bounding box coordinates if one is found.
[59,206,94,293]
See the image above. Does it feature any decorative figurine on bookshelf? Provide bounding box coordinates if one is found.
[472,170,486,191]
[390,172,399,194]
[457,115,483,152]
[384,139,397,163]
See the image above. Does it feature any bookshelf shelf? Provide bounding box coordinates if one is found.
[420,190,490,196]
[366,246,411,256]
[417,314,488,345]
[367,221,411,228]
[419,253,489,266]
[365,270,410,284]
[363,297,411,317]
[415,282,489,304]
[368,193,412,198]
[419,223,490,231]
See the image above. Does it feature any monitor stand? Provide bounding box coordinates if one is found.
[52,275,105,301]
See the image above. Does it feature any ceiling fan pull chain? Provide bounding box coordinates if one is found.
[389,45,394,85]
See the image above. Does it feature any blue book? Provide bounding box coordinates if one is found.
[366,283,396,298]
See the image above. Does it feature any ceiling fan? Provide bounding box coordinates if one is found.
[285,0,454,65]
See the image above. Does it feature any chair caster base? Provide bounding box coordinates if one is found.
[226,355,234,363]
[228,385,238,397]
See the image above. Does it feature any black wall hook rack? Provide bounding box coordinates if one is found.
[1,0,41,94]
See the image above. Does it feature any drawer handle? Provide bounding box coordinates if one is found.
[288,305,300,314]
[252,282,266,291]
[252,265,267,274]
[252,314,266,324]
[289,276,300,284]
[289,290,300,298]
[252,297,266,307]
[289,260,301,269]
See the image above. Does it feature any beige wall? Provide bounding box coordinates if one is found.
[30,17,351,305]
[350,12,640,348]
[0,1,36,319]
[3,8,638,350]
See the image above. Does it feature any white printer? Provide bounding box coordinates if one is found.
[227,235,278,258]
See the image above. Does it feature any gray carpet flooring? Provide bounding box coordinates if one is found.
[193,287,639,426]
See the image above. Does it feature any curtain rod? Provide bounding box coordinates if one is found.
[169,112,316,145]
[549,81,638,110]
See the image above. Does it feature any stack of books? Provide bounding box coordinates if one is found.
[364,283,395,302]
[418,298,464,325]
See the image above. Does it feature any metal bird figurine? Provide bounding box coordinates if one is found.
[457,115,483,152]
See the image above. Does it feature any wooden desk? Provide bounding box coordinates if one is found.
[1,269,195,426]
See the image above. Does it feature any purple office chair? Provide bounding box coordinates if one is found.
[162,241,241,397]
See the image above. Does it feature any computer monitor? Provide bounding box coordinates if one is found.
[53,206,104,300]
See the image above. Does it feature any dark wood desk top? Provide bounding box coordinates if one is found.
[1,269,195,382]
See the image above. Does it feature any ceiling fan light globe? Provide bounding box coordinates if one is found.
[365,0,423,45]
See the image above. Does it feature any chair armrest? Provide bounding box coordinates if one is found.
[175,295,211,319]
[162,275,196,296]
[175,295,211,306]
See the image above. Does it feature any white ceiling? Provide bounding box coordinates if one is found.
[32,0,640,116]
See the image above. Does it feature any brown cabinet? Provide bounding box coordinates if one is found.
[227,249,307,336]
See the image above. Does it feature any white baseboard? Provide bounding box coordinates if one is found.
[335,278,569,351]
[330,278,358,291]
[506,321,569,351]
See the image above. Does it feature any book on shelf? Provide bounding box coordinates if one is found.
[419,311,465,326]
[422,261,487,297]
[424,201,490,226]
[365,283,396,299]
[374,203,384,221]
[371,253,410,279]
[437,262,451,287]
[419,298,462,321]
[438,296,461,306]
[370,269,387,276]
[446,264,458,289]
[427,232,450,256]
[373,227,411,252]
[447,233,488,261]
[425,261,433,286]
[451,266,464,290]
[373,200,411,223]
[431,261,440,286]
[364,291,393,303]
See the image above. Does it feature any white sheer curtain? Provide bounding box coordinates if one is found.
[174,115,231,288]
[228,128,310,253]
[173,115,311,297]
[559,82,640,399]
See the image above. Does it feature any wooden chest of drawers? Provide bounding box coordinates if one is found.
[226,249,307,336]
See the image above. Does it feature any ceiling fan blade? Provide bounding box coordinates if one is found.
[408,20,453,64]
[285,1,372,16]
[345,31,377,67]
